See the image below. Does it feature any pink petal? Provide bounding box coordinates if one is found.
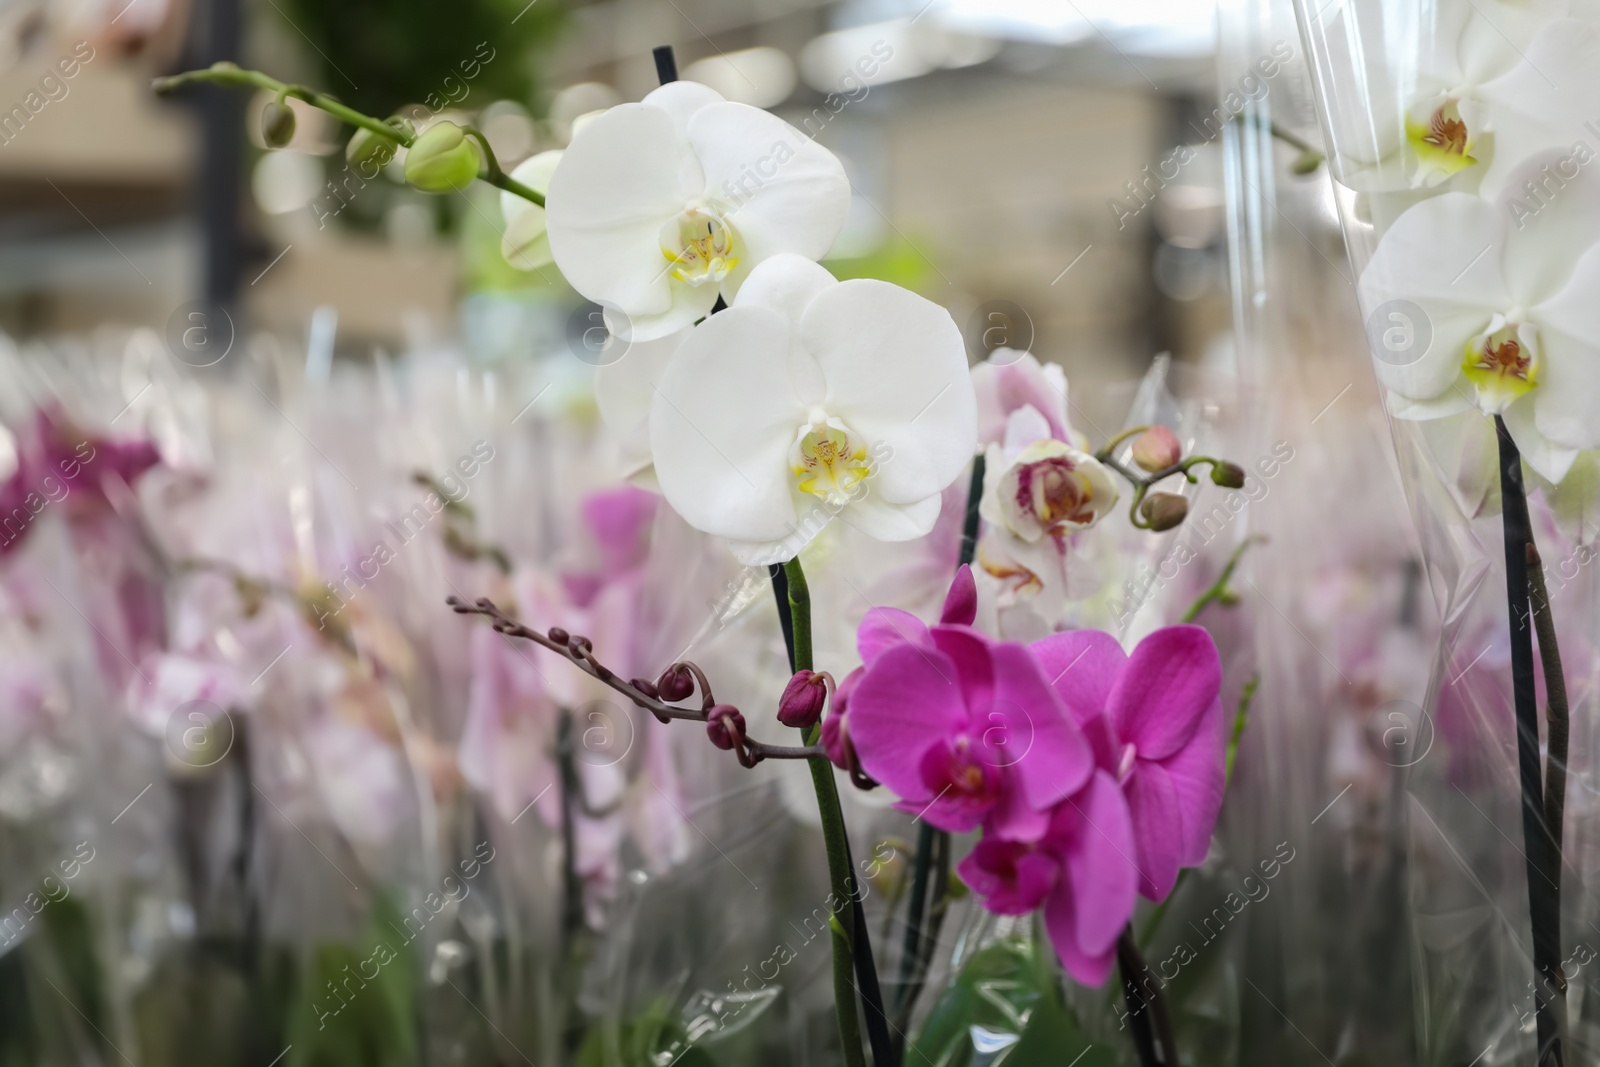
[957,837,1058,914]
[983,772,1051,841]
[1042,901,1119,987]
[939,564,978,626]
[1030,629,1126,726]
[1056,770,1139,956]
[987,642,1092,811]
[1107,625,1220,761]
[1124,761,1183,901]
[929,625,996,712]
[857,607,929,665]
[848,643,969,803]
[1157,696,1226,868]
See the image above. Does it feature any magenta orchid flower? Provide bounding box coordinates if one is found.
[1032,625,1224,901]
[957,769,1137,985]
[847,566,1093,841]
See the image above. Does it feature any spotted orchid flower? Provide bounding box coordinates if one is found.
[648,255,976,565]
[544,81,851,341]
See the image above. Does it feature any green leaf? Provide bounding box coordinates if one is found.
[575,998,717,1067]
[907,933,1117,1067]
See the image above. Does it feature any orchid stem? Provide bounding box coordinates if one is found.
[1529,545,1571,1025]
[781,557,874,1067]
[1494,415,1564,1067]
[152,63,546,207]
[1181,536,1261,623]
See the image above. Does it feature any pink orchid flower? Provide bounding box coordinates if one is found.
[847,566,1094,841]
[1032,625,1224,902]
[957,768,1137,985]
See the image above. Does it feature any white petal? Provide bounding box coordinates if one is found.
[1358,192,1508,401]
[1477,20,1600,199]
[594,326,690,458]
[689,103,851,282]
[1498,151,1600,306]
[500,149,562,229]
[642,81,726,138]
[501,205,552,270]
[649,306,808,542]
[611,280,720,343]
[1503,396,1580,483]
[1388,389,1475,421]
[799,279,976,505]
[1530,242,1600,450]
[545,104,698,319]
[839,490,941,542]
[732,251,835,323]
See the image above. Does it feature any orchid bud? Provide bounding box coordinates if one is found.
[705,704,745,750]
[261,99,296,148]
[777,670,829,729]
[1131,425,1181,472]
[1140,492,1189,532]
[1210,461,1247,489]
[347,120,410,170]
[1291,150,1324,176]
[547,626,570,645]
[630,677,659,700]
[404,121,480,192]
[656,664,695,703]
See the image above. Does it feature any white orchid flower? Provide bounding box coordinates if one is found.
[499,150,562,270]
[544,82,851,342]
[1358,152,1600,483]
[647,255,976,565]
[593,327,690,484]
[1321,1,1599,195]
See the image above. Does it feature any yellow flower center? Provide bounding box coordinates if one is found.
[790,419,872,506]
[1404,99,1479,185]
[1462,319,1538,414]
[660,207,739,287]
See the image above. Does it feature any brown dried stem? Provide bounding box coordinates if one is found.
[447,595,825,764]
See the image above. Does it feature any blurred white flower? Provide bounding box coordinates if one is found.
[544,82,851,341]
[499,150,562,270]
[1358,153,1600,482]
[648,254,976,564]
[593,327,690,482]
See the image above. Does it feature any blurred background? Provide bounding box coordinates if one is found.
[0,0,1321,414]
[0,1,1481,1065]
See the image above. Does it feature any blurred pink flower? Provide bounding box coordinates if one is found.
[1033,626,1224,901]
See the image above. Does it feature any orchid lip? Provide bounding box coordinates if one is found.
[790,416,874,506]
[660,206,739,287]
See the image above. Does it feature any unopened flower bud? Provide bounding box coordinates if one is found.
[656,664,695,703]
[547,626,570,645]
[778,670,830,729]
[1131,425,1181,472]
[347,120,410,170]
[821,711,850,769]
[404,121,480,192]
[630,677,659,700]
[1210,461,1247,489]
[261,99,296,148]
[706,704,745,750]
[1140,492,1189,532]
